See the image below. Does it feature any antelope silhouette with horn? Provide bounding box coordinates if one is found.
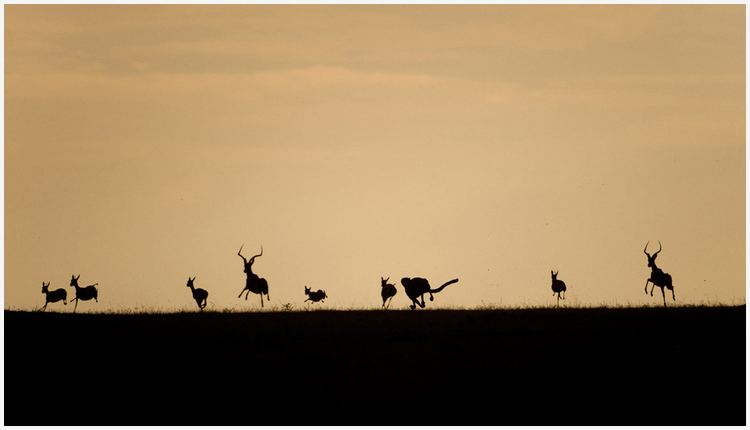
[400,277,459,310]
[304,286,327,303]
[643,241,675,307]
[186,276,208,311]
[40,281,67,311]
[380,276,397,309]
[68,275,98,313]
[237,244,270,307]
[550,270,566,307]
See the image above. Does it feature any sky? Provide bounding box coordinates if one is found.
[4,5,745,311]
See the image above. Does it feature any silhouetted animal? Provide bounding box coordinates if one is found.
[643,241,675,307]
[40,281,67,311]
[400,277,459,310]
[304,286,327,303]
[186,276,208,311]
[380,276,397,309]
[550,270,566,307]
[237,244,270,307]
[69,274,98,313]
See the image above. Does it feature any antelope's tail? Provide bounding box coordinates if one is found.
[430,278,459,294]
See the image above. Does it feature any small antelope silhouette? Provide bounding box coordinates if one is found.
[68,275,98,313]
[400,277,459,310]
[40,281,67,311]
[380,276,397,309]
[550,270,567,307]
[186,276,208,311]
[237,244,270,307]
[643,241,675,307]
[304,286,327,303]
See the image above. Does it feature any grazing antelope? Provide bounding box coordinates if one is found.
[237,244,270,307]
[186,276,208,311]
[304,286,327,303]
[68,275,98,313]
[40,281,67,311]
[550,270,567,307]
[400,277,459,310]
[643,241,675,307]
[380,276,397,309]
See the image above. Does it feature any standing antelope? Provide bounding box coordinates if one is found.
[643,241,675,307]
[40,281,67,311]
[237,244,270,307]
[550,270,567,307]
[400,277,459,310]
[380,276,397,309]
[186,276,208,311]
[68,275,98,313]
[304,286,327,303]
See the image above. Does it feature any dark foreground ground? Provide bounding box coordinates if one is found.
[5,306,746,425]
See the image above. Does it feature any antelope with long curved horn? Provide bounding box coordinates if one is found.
[643,241,675,307]
[237,244,270,307]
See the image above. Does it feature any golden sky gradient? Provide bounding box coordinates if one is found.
[5,5,745,311]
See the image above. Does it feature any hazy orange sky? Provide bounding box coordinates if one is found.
[5,5,745,311]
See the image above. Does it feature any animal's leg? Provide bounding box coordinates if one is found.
[63,300,67,305]
[73,299,78,313]
[387,297,393,309]
[245,291,250,300]
[238,289,245,299]
[41,302,47,312]
[562,290,566,300]
[650,283,655,296]
[260,293,264,308]
[420,294,426,307]
[671,288,676,301]
[556,294,560,307]
[644,279,650,294]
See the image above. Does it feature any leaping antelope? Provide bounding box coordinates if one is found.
[380,276,397,309]
[237,244,270,307]
[68,275,98,313]
[186,276,208,311]
[550,270,567,307]
[400,277,459,310]
[40,281,67,311]
[643,241,675,307]
[304,286,327,303]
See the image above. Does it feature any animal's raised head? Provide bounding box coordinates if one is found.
[304,286,311,296]
[551,270,558,281]
[644,241,662,269]
[41,281,50,293]
[187,276,195,288]
[381,276,391,288]
[70,275,80,287]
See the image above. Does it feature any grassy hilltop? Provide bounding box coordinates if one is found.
[5,306,745,425]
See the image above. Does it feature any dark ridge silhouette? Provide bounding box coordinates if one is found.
[380,276,397,309]
[237,244,270,307]
[643,241,676,307]
[68,274,98,313]
[304,286,327,303]
[186,276,208,311]
[5,306,744,425]
[550,270,567,307]
[40,281,67,311]
[400,277,459,310]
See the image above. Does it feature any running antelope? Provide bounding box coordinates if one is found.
[40,281,67,311]
[380,276,397,309]
[550,270,567,307]
[69,275,98,313]
[304,286,327,303]
[237,244,270,307]
[186,276,208,311]
[643,241,675,307]
[400,277,459,310]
